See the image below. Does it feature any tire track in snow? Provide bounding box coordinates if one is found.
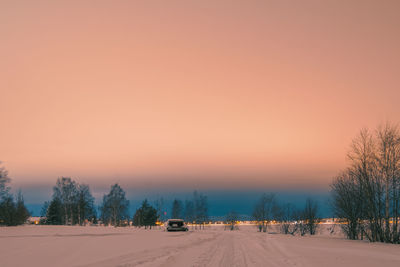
[79,230,309,267]
[255,234,306,266]
[79,231,219,267]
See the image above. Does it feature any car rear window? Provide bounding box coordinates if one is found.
[169,221,184,227]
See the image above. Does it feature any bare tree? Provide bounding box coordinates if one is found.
[331,123,400,243]
[293,209,307,236]
[279,203,298,235]
[193,191,208,229]
[331,170,363,240]
[253,193,278,232]
[0,162,10,199]
[0,163,13,225]
[303,198,319,235]
[46,178,96,225]
[76,184,96,225]
[376,122,400,242]
[100,184,129,226]
[0,163,29,226]
[53,177,78,225]
[347,128,384,242]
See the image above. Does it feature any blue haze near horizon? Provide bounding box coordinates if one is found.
[25,189,332,219]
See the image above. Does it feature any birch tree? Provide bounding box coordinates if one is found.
[100,183,129,226]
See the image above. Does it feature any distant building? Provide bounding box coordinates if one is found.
[27,216,42,225]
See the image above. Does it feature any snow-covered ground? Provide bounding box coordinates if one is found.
[1,225,399,267]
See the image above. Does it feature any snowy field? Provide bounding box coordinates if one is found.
[1,225,399,267]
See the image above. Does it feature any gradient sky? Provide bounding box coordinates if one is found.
[1,1,400,202]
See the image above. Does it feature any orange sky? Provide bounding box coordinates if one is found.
[1,0,400,190]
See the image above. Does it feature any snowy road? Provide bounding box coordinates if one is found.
[1,225,399,266]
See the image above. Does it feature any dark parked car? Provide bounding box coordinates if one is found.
[166,219,188,232]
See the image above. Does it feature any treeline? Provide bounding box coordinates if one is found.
[0,163,30,226]
[170,191,209,229]
[40,177,210,228]
[42,177,97,225]
[331,122,400,243]
[42,178,131,226]
[251,193,319,236]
